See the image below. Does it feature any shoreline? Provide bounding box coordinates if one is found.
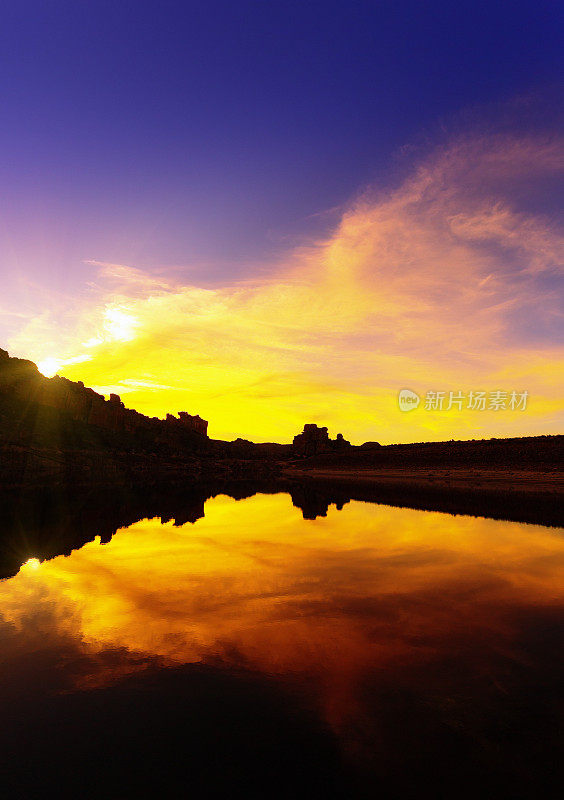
[283,465,563,494]
[281,466,564,528]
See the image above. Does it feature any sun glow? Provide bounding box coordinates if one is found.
[103,307,138,342]
[21,558,41,571]
[37,357,61,378]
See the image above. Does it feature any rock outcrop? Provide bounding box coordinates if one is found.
[0,348,208,444]
[292,424,351,456]
[0,350,355,465]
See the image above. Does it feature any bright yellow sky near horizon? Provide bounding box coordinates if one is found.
[7,132,564,444]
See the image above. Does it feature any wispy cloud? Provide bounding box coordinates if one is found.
[83,261,175,295]
[9,131,564,442]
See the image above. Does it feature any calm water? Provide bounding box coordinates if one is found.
[1,492,563,798]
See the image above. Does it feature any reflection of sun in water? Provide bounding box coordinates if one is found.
[37,357,61,378]
[21,558,41,572]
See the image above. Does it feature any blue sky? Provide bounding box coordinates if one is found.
[1,1,561,284]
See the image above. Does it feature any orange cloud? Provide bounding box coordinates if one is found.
[8,132,564,443]
[1,495,563,736]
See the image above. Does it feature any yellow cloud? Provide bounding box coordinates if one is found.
[1,495,563,726]
[10,132,564,443]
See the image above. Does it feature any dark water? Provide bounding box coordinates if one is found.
[0,491,563,798]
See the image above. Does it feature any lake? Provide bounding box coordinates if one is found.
[1,491,563,798]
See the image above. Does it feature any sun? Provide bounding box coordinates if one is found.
[21,557,41,571]
[37,357,61,378]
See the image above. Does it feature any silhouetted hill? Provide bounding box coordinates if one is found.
[1,348,562,513]
[293,434,564,471]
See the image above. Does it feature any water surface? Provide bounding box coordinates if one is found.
[1,493,563,798]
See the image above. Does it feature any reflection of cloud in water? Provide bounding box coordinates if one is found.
[0,493,563,760]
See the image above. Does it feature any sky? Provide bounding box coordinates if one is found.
[1,0,563,443]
